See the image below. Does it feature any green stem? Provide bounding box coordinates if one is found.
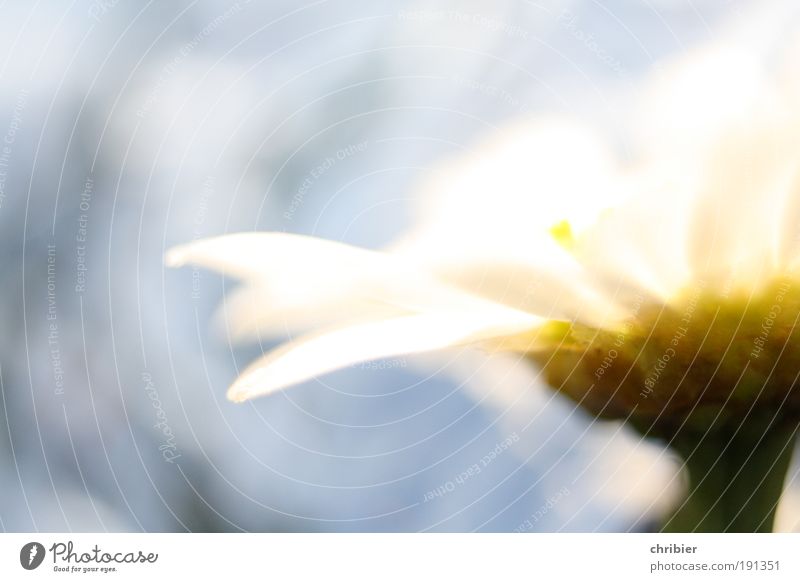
[661,421,798,533]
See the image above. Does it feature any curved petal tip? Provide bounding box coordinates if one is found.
[164,245,189,268]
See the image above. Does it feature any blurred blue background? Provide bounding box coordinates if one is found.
[3,0,790,532]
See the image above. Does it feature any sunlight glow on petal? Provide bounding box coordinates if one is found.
[227,309,543,402]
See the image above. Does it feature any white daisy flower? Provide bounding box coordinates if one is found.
[168,30,800,531]
[167,44,799,406]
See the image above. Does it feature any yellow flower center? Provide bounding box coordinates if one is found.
[526,277,800,436]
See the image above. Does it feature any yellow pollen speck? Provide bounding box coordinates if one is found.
[549,219,576,251]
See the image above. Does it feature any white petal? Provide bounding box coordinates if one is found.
[778,171,800,269]
[399,246,625,328]
[167,233,404,339]
[633,39,800,291]
[166,232,389,282]
[576,171,694,302]
[219,283,404,341]
[394,118,628,324]
[634,45,770,165]
[687,111,800,287]
[227,309,542,402]
[405,118,622,249]
[167,232,545,341]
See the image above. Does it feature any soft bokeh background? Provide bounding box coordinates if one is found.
[1,0,798,532]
